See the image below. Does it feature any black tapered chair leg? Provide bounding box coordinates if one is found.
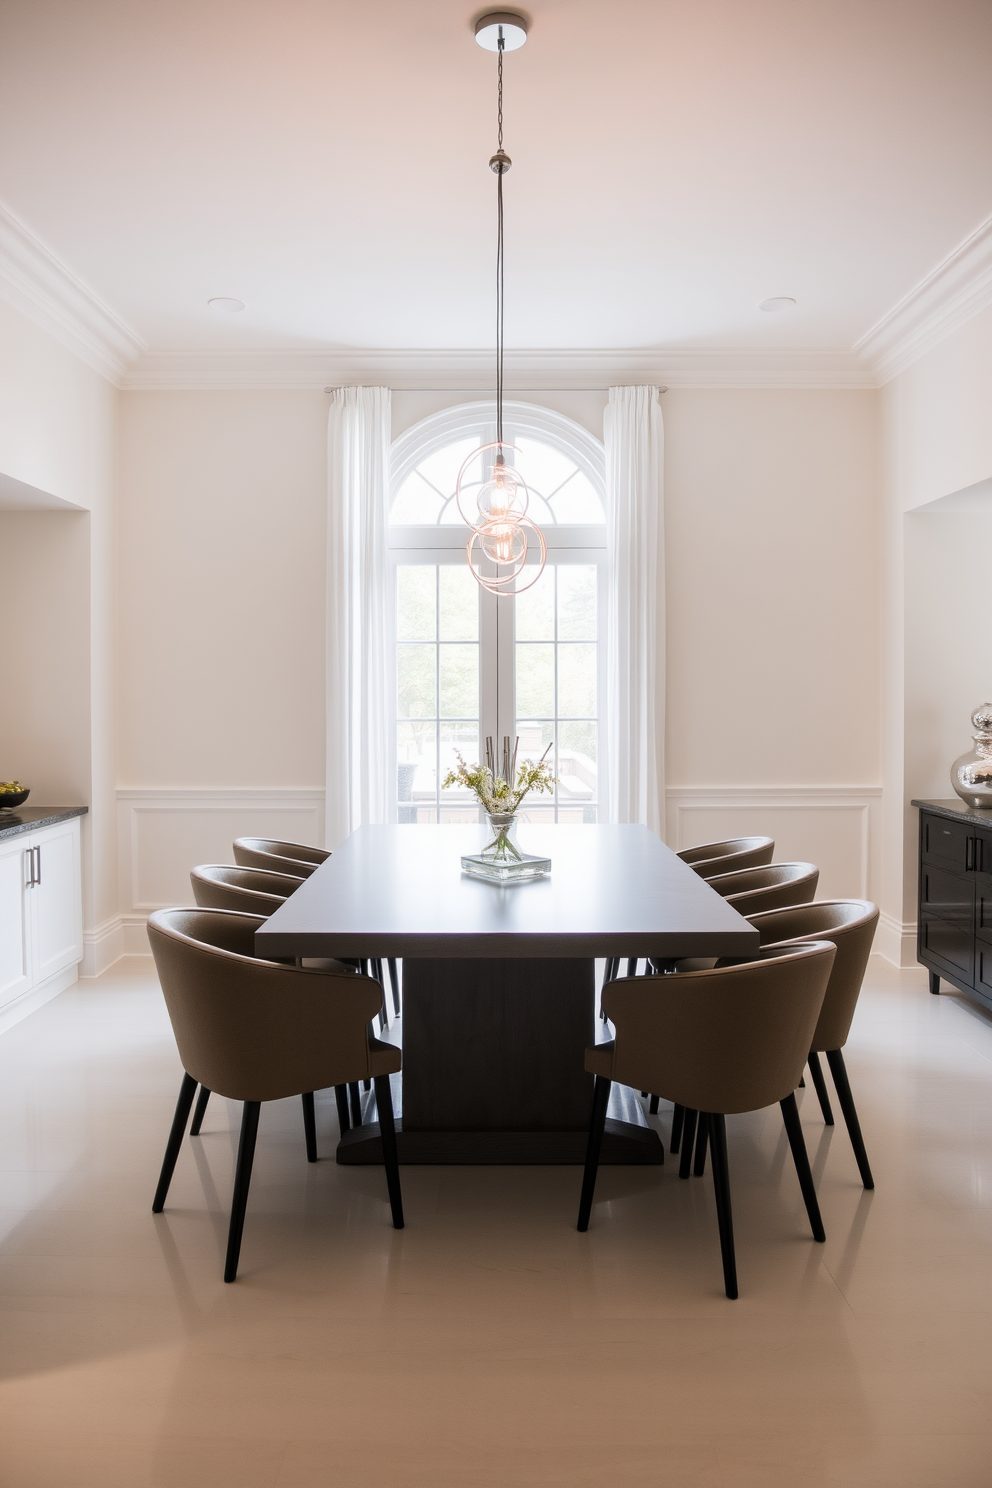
[679,1108,698,1178]
[780,1092,826,1241]
[349,1082,363,1127]
[387,958,401,1016]
[189,1084,211,1136]
[648,1094,660,1115]
[372,960,388,1028]
[373,1076,405,1229]
[334,1084,351,1135]
[708,1113,738,1299]
[798,1074,805,1087]
[626,958,638,977]
[825,1048,874,1190]
[806,1051,834,1125]
[670,1103,685,1154]
[224,1101,261,1282]
[577,1076,612,1231]
[302,1091,317,1163]
[693,1111,709,1176]
[152,1072,198,1212]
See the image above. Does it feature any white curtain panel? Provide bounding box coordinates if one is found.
[605,385,665,835]
[326,386,391,847]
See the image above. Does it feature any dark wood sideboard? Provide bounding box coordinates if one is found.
[913,798,992,1011]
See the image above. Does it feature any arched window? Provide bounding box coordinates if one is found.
[389,402,607,824]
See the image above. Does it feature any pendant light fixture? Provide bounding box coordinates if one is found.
[459,11,547,597]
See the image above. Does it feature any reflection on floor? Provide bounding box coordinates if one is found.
[1,955,991,1486]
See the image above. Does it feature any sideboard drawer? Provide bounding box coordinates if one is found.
[921,915,975,986]
[975,938,992,1001]
[922,816,972,872]
[921,864,974,921]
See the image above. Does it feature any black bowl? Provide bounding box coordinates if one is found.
[0,788,29,809]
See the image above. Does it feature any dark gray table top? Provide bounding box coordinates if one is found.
[255,823,759,960]
[0,805,88,841]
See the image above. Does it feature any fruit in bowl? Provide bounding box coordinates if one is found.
[0,782,30,809]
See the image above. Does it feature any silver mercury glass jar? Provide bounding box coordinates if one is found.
[951,703,992,808]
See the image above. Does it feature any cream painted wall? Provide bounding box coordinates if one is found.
[0,299,118,964]
[0,511,90,801]
[881,302,992,961]
[115,382,883,916]
[117,391,327,788]
[664,388,881,787]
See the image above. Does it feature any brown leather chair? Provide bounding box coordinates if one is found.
[678,836,775,877]
[705,861,819,916]
[191,862,306,915]
[232,838,402,1019]
[578,941,836,1298]
[188,863,365,1136]
[233,836,328,876]
[747,899,879,1189]
[148,907,403,1282]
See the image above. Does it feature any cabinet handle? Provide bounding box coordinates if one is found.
[24,848,34,888]
[34,846,41,886]
[967,837,976,871]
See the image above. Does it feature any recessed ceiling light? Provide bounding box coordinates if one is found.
[207,297,246,313]
[758,296,796,313]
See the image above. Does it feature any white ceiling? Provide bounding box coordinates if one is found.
[0,0,989,375]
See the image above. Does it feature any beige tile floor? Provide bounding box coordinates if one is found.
[1,955,991,1486]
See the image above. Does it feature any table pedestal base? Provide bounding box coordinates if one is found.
[336,1117,663,1165]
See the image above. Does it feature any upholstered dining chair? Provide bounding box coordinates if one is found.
[233,836,327,876]
[191,862,306,915]
[746,899,879,1189]
[232,837,402,1020]
[188,862,366,1138]
[602,841,785,988]
[678,835,775,878]
[148,907,403,1282]
[704,861,819,916]
[578,941,836,1298]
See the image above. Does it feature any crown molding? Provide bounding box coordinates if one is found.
[120,344,877,391]
[0,200,144,382]
[856,213,992,384]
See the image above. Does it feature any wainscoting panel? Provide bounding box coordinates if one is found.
[665,786,881,902]
[118,790,325,927]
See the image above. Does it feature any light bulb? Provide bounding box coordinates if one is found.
[480,519,526,565]
[477,460,526,524]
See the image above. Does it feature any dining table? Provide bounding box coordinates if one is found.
[254,823,759,1165]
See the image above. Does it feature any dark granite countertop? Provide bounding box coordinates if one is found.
[0,805,88,841]
[911,798,992,827]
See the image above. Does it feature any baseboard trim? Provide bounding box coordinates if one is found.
[81,915,125,977]
[0,962,79,1037]
[876,910,918,969]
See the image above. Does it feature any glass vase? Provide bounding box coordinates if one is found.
[460,812,552,883]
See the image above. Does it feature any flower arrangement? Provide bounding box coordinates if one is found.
[442,737,556,819]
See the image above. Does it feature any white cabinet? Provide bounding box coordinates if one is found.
[0,815,83,1024]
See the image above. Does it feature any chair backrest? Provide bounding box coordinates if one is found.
[233,837,327,877]
[147,907,384,1102]
[705,861,819,915]
[190,863,305,917]
[601,941,836,1114]
[678,836,775,877]
[747,899,879,1051]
